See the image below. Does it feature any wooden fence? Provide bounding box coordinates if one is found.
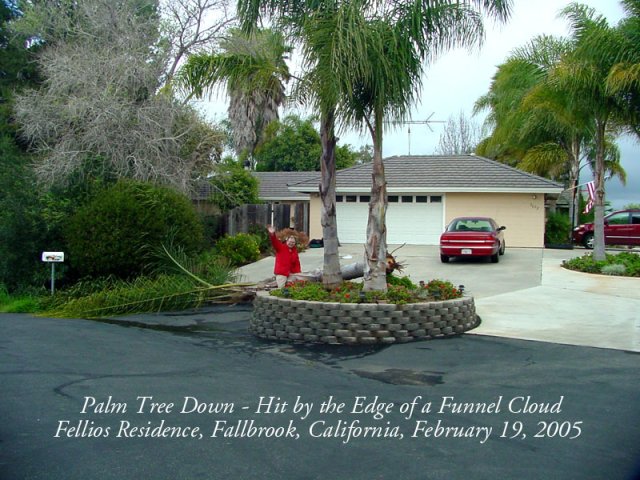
[225,202,309,236]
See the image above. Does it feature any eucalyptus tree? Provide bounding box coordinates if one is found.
[13,0,224,193]
[238,0,512,292]
[177,27,291,164]
[160,0,237,86]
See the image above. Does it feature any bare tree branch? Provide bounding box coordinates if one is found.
[14,0,225,193]
[436,110,483,155]
[160,0,237,85]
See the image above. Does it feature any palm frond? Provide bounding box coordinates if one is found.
[43,275,253,319]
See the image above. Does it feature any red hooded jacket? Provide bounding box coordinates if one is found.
[270,233,301,276]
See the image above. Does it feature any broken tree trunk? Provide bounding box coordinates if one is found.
[255,253,404,290]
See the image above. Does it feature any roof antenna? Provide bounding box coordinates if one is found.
[396,113,445,155]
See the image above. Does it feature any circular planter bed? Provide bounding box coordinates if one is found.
[250,294,480,344]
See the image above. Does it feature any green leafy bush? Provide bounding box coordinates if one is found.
[270,279,462,305]
[65,180,204,279]
[423,279,462,299]
[562,252,640,277]
[0,284,42,313]
[545,212,572,244]
[214,233,261,266]
[601,264,627,276]
[208,165,260,212]
[248,224,271,253]
[386,274,417,289]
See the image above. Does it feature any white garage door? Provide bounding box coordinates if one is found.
[336,194,444,245]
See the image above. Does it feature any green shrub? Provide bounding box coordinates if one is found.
[423,279,462,300]
[609,252,640,276]
[0,284,42,313]
[248,224,271,253]
[562,254,604,274]
[214,233,261,266]
[601,264,627,276]
[562,252,640,277]
[270,279,462,304]
[384,285,415,304]
[192,250,237,284]
[545,212,572,244]
[386,274,417,289]
[65,180,204,279]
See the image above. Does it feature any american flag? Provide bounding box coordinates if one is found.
[583,181,596,214]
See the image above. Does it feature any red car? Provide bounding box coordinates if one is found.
[440,217,506,263]
[573,209,640,249]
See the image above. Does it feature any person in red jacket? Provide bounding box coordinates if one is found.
[268,225,301,288]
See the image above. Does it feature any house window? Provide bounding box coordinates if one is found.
[360,195,370,202]
[402,195,413,203]
[430,196,442,203]
[346,195,357,202]
[416,196,428,203]
[336,195,343,202]
[388,195,399,202]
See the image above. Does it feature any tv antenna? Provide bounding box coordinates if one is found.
[400,113,445,155]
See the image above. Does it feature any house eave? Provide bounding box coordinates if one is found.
[291,187,564,195]
[260,195,310,201]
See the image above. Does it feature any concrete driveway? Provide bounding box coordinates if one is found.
[238,245,640,352]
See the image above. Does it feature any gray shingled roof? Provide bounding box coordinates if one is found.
[288,155,564,193]
[252,172,314,200]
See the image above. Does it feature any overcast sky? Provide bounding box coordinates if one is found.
[201,0,638,209]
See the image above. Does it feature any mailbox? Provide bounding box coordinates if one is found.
[42,252,65,263]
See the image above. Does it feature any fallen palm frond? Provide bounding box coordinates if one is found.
[42,243,256,319]
[43,274,255,318]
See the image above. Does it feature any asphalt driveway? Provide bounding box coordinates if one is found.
[1,245,638,479]
[1,309,639,480]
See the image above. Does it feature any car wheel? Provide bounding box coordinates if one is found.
[583,233,594,249]
[499,241,506,255]
[440,254,450,263]
[491,252,499,263]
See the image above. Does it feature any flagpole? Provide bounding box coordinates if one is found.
[562,180,594,192]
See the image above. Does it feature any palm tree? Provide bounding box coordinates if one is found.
[474,34,625,233]
[606,0,640,114]
[341,1,512,291]
[237,0,377,289]
[554,2,639,260]
[239,0,512,292]
[177,27,291,165]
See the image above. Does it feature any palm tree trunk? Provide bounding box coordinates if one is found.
[319,108,342,288]
[569,137,581,240]
[363,116,388,292]
[593,119,607,261]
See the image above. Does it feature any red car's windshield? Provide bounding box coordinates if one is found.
[447,219,495,233]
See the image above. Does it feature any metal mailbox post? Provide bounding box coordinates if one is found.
[41,252,64,294]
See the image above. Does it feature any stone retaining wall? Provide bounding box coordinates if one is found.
[250,294,480,344]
